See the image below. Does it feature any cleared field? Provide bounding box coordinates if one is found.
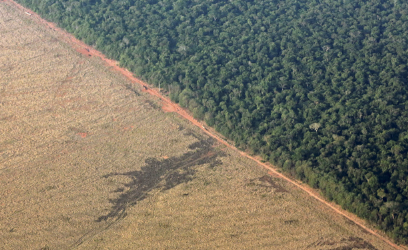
[0,2,396,250]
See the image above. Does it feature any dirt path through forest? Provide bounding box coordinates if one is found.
[5,1,406,249]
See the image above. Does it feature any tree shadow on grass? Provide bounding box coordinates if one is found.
[97,132,224,222]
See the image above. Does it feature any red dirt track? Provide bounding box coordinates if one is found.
[5,1,407,249]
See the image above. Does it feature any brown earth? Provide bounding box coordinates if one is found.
[0,1,406,250]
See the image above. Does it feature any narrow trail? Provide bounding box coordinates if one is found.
[4,1,407,249]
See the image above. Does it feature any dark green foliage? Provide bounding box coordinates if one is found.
[16,0,408,243]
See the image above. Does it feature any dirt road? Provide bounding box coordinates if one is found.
[5,1,406,249]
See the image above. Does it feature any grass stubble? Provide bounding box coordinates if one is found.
[0,3,393,250]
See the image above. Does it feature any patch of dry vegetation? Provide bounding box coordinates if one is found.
[0,3,393,249]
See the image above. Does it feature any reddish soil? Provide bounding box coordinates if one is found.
[78,133,87,138]
[5,1,406,249]
[161,102,177,113]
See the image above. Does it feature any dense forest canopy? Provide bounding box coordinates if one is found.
[16,0,408,243]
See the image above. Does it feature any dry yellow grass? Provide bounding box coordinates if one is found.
[0,3,395,250]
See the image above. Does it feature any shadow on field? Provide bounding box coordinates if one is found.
[97,131,224,222]
[306,236,377,250]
